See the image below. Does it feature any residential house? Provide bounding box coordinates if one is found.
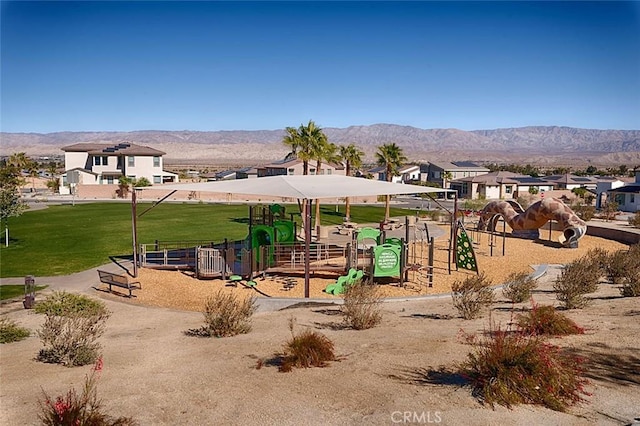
[60,142,178,190]
[451,171,556,200]
[421,161,490,188]
[257,158,345,177]
[595,176,627,209]
[607,170,640,212]
[541,174,598,191]
[367,164,421,183]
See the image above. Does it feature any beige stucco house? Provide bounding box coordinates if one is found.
[257,158,346,177]
[60,142,178,192]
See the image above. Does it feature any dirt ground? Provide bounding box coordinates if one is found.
[129,231,628,312]
[1,234,639,425]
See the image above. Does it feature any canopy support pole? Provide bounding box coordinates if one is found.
[304,198,312,298]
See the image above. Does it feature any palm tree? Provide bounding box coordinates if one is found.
[282,120,329,230]
[314,141,339,230]
[282,120,327,176]
[442,171,453,189]
[375,143,407,221]
[339,143,364,221]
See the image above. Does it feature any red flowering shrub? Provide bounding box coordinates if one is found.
[39,358,136,426]
[458,325,591,411]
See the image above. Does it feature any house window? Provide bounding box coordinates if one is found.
[153,175,161,184]
[153,156,160,167]
[128,156,135,167]
[106,176,114,184]
[631,194,635,204]
[505,186,513,194]
[288,168,295,175]
[94,157,100,166]
[327,169,332,175]
[310,168,316,175]
[94,156,108,166]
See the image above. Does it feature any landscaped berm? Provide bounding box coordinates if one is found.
[1,230,639,425]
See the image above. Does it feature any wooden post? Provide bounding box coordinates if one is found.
[428,237,434,288]
[131,189,139,278]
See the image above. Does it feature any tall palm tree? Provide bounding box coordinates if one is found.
[282,120,329,230]
[339,143,364,222]
[313,141,339,230]
[375,143,407,221]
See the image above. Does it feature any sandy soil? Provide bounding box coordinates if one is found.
[1,235,639,425]
[127,231,627,312]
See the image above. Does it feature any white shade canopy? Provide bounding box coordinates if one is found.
[158,174,455,199]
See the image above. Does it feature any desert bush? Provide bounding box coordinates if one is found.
[619,245,640,297]
[35,292,110,366]
[458,325,590,411]
[279,318,336,372]
[0,318,30,343]
[342,280,383,330]
[629,212,640,228]
[516,302,584,336]
[501,271,537,303]
[585,247,610,276]
[39,358,137,426]
[451,273,495,319]
[553,258,600,309]
[605,250,631,285]
[571,203,595,221]
[187,290,256,337]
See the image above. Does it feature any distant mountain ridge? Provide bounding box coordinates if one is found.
[2,125,639,166]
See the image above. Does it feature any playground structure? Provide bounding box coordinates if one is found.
[477,198,587,248]
[138,202,462,295]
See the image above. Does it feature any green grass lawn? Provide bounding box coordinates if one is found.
[0,285,48,301]
[1,201,413,277]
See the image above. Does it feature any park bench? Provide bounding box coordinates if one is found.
[97,270,141,298]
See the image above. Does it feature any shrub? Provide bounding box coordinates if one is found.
[35,292,110,366]
[0,318,30,343]
[585,247,610,277]
[605,250,631,285]
[342,280,383,330]
[629,212,640,228]
[187,290,256,337]
[451,273,495,319]
[279,319,336,372]
[619,246,640,297]
[39,358,137,426]
[501,271,537,303]
[516,302,584,336]
[458,325,590,411]
[553,258,600,309]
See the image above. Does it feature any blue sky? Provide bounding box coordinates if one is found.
[1,1,639,133]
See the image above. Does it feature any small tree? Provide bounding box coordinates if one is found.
[133,177,151,187]
[0,158,28,246]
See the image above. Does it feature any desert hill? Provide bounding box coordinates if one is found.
[2,125,639,167]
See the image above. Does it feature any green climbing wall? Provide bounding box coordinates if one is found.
[456,224,478,272]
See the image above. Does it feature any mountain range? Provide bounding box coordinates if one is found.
[2,125,639,167]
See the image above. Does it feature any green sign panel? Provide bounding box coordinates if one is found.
[374,244,401,277]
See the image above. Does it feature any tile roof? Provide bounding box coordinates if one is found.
[61,142,165,156]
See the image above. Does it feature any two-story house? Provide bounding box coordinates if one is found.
[257,158,346,177]
[60,142,178,190]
